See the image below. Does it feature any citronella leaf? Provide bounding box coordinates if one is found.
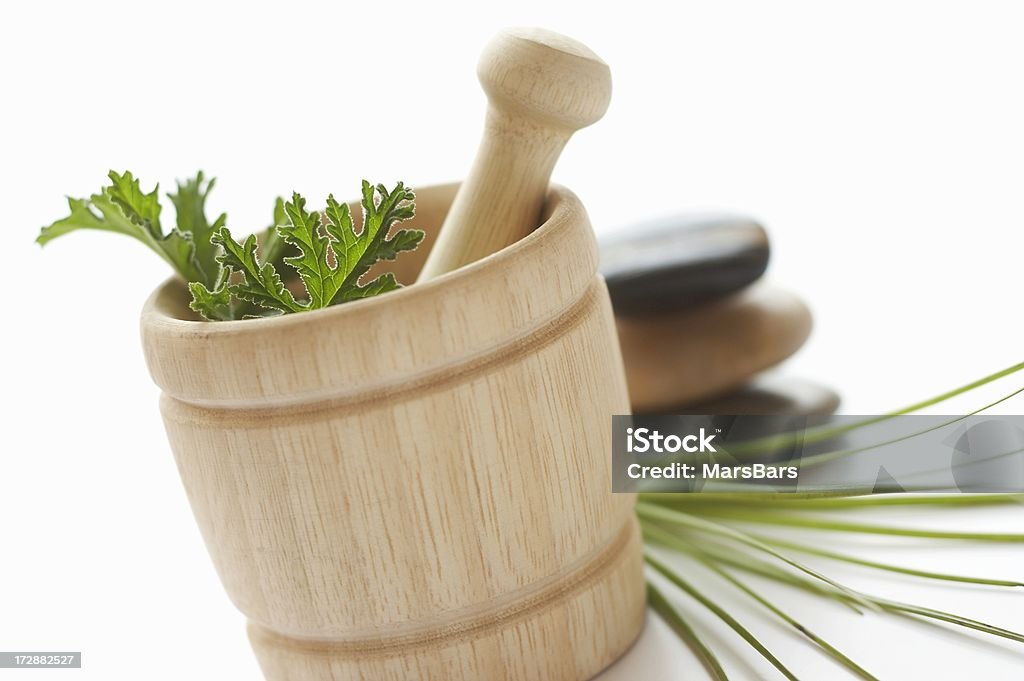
[346,272,402,300]
[187,280,233,321]
[277,183,423,309]
[38,170,206,284]
[102,170,207,282]
[280,192,339,308]
[168,171,225,287]
[260,196,290,268]
[43,173,421,319]
[333,181,422,301]
[211,228,301,314]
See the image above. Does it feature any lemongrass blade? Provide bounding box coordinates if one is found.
[685,510,1024,541]
[753,535,1024,587]
[639,491,871,505]
[647,530,1024,647]
[638,540,864,614]
[647,581,730,681]
[875,598,1024,644]
[723,362,1024,457]
[646,551,801,681]
[640,493,1024,510]
[680,542,845,599]
[778,387,1024,469]
[700,559,880,681]
[637,504,875,611]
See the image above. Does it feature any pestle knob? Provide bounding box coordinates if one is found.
[417,28,612,281]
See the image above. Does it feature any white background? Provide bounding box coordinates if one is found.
[2,1,1022,679]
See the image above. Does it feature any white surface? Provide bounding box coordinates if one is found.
[2,1,1023,679]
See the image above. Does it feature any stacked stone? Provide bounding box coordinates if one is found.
[600,214,838,418]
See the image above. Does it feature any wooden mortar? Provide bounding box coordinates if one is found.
[141,182,645,681]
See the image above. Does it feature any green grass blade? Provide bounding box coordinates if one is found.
[753,534,1024,587]
[874,598,1024,644]
[637,504,874,611]
[679,540,865,600]
[664,534,1024,647]
[723,362,1024,458]
[647,581,730,681]
[641,493,1024,510]
[685,510,1024,541]
[646,550,802,681]
[699,559,879,681]
[778,386,1024,470]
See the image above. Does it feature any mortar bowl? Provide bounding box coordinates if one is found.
[141,183,645,681]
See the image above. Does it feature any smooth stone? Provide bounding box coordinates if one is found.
[661,375,841,416]
[600,213,770,316]
[617,284,812,412]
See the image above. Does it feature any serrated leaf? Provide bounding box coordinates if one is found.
[39,174,422,320]
[280,192,339,308]
[212,228,302,314]
[276,182,423,309]
[106,169,163,233]
[333,182,421,300]
[168,171,225,287]
[260,196,290,268]
[346,272,403,300]
[188,280,233,321]
[38,170,207,284]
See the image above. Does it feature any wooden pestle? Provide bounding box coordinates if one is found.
[417,28,612,281]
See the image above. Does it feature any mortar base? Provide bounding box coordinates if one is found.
[248,517,645,681]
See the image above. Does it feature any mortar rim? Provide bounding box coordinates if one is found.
[140,182,600,407]
[141,182,585,334]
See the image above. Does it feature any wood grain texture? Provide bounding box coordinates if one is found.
[417,28,612,281]
[141,183,644,681]
[617,285,813,412]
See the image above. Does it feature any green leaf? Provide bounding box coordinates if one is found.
[280,192,338,308]
[345,272,402,300]
[41,174,423,319]
[168,171,225,287]
[106,169,163,231]
[277,182,423,309]
[212,227,301,314]
[187,280,233,321]
[333,181,422,301]
[260,196,290,268]
[38,170,206,283]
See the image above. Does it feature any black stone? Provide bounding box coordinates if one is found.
[599,213,770,316]
[643,376,841,465]
[669,375,841,418]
